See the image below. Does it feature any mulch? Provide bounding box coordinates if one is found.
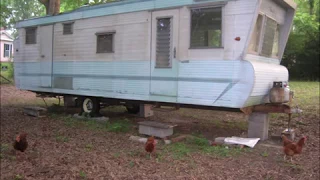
[0,85,319,180]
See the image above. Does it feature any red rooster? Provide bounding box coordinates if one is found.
[281,135,307,162]
[145,136,156,158]
[13,132,28,159]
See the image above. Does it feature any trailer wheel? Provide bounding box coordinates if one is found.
[80,97,100,117]
[125,104,140,114]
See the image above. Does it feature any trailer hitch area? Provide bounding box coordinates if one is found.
[240,104,303,115]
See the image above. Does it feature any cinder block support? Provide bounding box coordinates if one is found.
[139,104,154,118]
[63,96,77,107]
[248,112,269,140]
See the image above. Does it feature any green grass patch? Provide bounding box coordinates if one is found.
[79,171,87,179]
[289,81,319,116]
[55,134,69,142]
[49,113,132,133]
[261,151,269,157]
[106,118,132,132]
[165,136,246,159]
[0,143,9,152]
[85,144,93,152]
[0,62,14,84]
[166,142,192,159]
[14,174,23,180]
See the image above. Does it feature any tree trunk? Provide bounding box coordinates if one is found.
[38,0,60,15]
[54,0,60,15]
[38,0,49,14]
[308,0,314,15]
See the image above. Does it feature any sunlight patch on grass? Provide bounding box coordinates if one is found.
[289,81,319,116]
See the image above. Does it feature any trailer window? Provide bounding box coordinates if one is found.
[25,27,37,44]
[190,7,222,48]
[96,32,114,53]
[63,22,74,35]
[249,14,263,53]
[248,15,280,58]
[156,18,172,68]
[271,24,279,57]
[261,17,278,57]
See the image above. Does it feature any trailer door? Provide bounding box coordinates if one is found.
[150,9,179,102]
[39,25,53,88]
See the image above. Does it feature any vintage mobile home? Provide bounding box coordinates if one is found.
[14,0,296,114]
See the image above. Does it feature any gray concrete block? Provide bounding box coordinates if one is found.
[24,106,47,117]
[139,104,154,117]
[138,121,177,138]
[248,112,269,140]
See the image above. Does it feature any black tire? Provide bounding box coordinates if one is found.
[80,97,101,117]
[125,104,140,114]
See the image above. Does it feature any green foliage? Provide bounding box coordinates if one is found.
[282,0,319,80]
[79,171,87,179]
[289,81,319,115]
[0,62,14,84]
[1,0,46,37]
[85,144,93,151]
[1,0,118,36]
[106,119,132,132]
[14,175,23,180]
[167,143,192,159]
[55,134,69,142]
[261,151,269,157]
[166,136,245,159]
[59,0,119,12]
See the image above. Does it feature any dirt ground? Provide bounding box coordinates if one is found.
[0,84,319,180]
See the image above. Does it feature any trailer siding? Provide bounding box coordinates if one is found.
[14,0,295,109]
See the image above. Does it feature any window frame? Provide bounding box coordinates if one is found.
[25,27,37,44]
[3,44,10,57]
[189,6,224,49]
[249,13,281,59]
[95,31,115,54]
[155,16,173,69]
[63,22,74,35]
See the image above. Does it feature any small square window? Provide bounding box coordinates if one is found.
[96,32,115,53]
[25,27,37,44]
[190,7,222,48]
[63,23,74,35]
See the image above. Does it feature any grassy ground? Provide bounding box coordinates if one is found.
[0,81,319,179]
[0,62,14,84]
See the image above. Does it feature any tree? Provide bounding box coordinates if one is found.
[38,0,60,15]
[282,0,320,80]
[0,0,46,37]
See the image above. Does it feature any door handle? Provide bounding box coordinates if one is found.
[173,47,176,58]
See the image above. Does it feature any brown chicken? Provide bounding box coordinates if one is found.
[13,132,28,153]
[145,136,156,158]
[282,135,307,162]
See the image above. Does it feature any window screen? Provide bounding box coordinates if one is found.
[156,18,172,68]
[261,17,278,57]
[63,23,74,35]
[96,33,114,53]
[191,7,222,48]
[249,14,263,53]
[25,27,37,44]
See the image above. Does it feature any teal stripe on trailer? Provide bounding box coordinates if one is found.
[14,60,255,108]
[16,0,232,28]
